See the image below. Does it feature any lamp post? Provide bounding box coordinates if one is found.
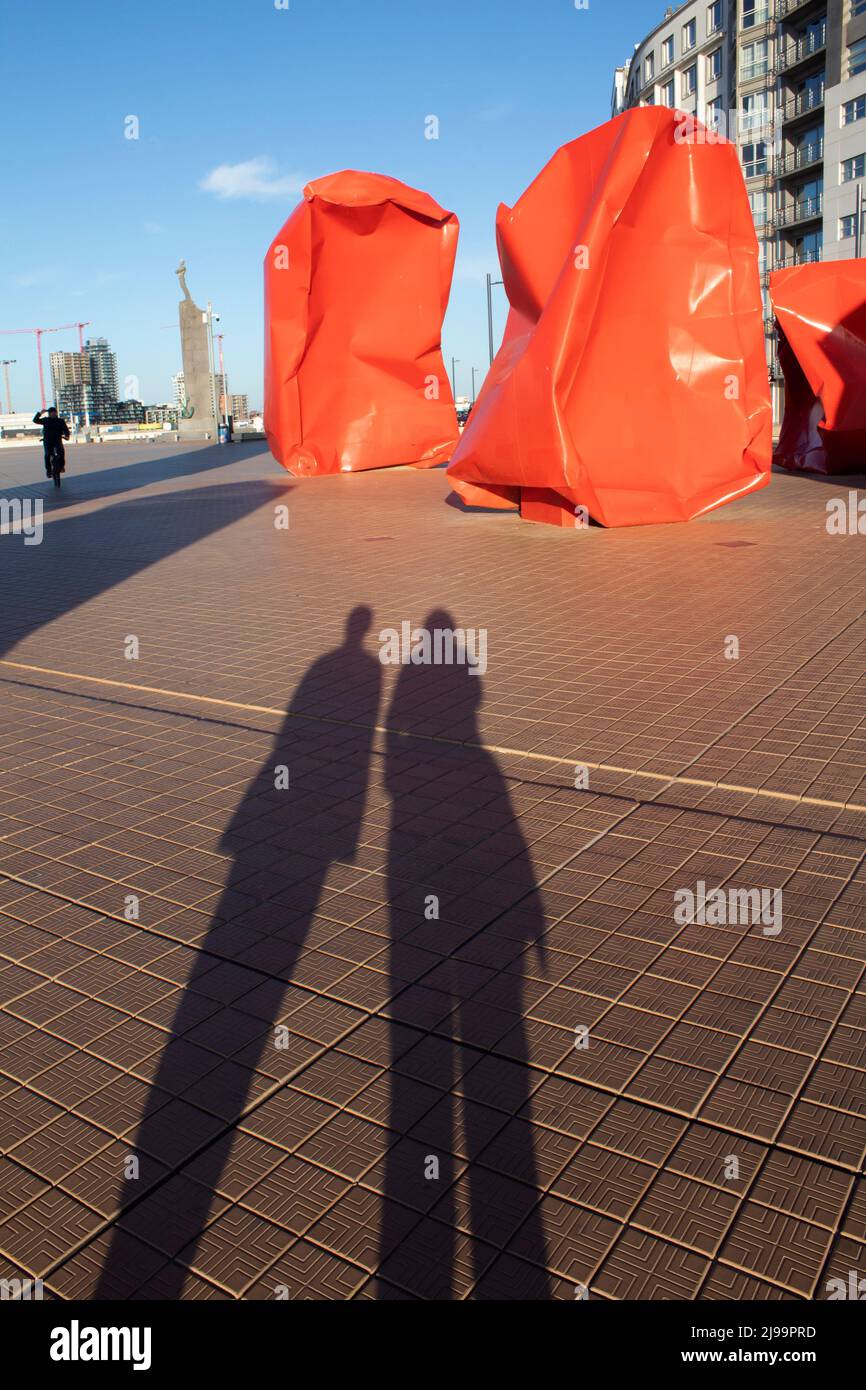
[451,356,460,401]
[216,332,229,426]
[205,303,220,433]
[1,360,15,414]
[486,272,504,367]
[471,366,478,403]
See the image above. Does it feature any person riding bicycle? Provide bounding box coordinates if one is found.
[33,407,70,479]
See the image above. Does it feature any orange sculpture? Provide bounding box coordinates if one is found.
[772,260,866,475]
[447,108,772,528]
[265,171,459,476]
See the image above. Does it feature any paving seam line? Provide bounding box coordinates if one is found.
[0,661,862,815]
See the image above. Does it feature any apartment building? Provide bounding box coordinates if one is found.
[613,0,866,394]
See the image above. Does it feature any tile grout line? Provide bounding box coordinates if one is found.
[1,662,864,814]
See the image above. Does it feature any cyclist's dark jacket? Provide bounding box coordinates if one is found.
[33,413,70,447]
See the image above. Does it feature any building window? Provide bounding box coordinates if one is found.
[662,35,675,67]
[645,52,655,82]
[683,63,698,97]
[741,40,769,81]
[707,48,723,81]
[708,1,722,33]
[705,96,724,133]
[683,19,696,51]
[792,230,822,264]
[843,95,866,126]
[661,78,675,107]
[742,142,768,177]
[841,154,866,182]
[741,93,769,134]
[839,214,857,239]
[852,0,866,17]
[742,0,768,27]
[849,36,866,78]
[749,190,767,223]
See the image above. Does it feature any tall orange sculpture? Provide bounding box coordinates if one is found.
[772,260,866,476]
[447,108,772,528]
[265,171,459,476]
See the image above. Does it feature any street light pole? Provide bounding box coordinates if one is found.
[217,333,228,425]
[471,366,477,403]
[451,356,460,400]
[486,272,504,367]
[1,360,15,414]
[205,303,219,433]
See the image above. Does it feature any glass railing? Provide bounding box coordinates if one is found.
[742,6,770,27]
[741,59,771,80]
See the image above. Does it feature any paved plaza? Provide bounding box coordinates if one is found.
[0,440,864,1300]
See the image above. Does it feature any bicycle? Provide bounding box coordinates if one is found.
[46,443,65,489]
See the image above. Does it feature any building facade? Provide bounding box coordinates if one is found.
[84,338,119,420]
[50,336,121,423]
[49,350,93,423]
[613,0,866,394]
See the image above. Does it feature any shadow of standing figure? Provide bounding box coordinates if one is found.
[376,609,550,1299]
[94,606,382,1299]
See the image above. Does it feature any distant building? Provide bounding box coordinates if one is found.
[50,335,122,423]
[0,412,42,438]
[229,393,249,420]
[114,399,146,424]
[177,367,227,416]
[85,337,119,419]
[50,351,93,422]
[613,0,866,397]
[145,403,179,427]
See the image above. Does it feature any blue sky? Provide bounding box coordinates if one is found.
[2,0,664,410]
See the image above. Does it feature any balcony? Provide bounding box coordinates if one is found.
[781,84,825,122]
[776,139,824,176]
[742,5,771,26]
[776,193,823,227]
[776,0,825,17]
[777,22,827,72]
[775,249,822,268]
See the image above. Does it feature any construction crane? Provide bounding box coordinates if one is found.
[0,321,91,411]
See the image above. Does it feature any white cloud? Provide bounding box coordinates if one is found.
[9,266,59,289]
[199,156,305,201]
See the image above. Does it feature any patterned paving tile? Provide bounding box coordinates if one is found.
[0,442,863,1300]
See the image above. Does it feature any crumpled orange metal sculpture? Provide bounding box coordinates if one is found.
[771,260,866,475]
[447,108,772,527]
[264,171,459,477]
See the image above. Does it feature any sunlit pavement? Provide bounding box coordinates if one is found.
[0,440,863,1300]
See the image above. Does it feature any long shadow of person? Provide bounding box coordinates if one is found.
[94,605,382,1298]
[377,609,550,1299]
